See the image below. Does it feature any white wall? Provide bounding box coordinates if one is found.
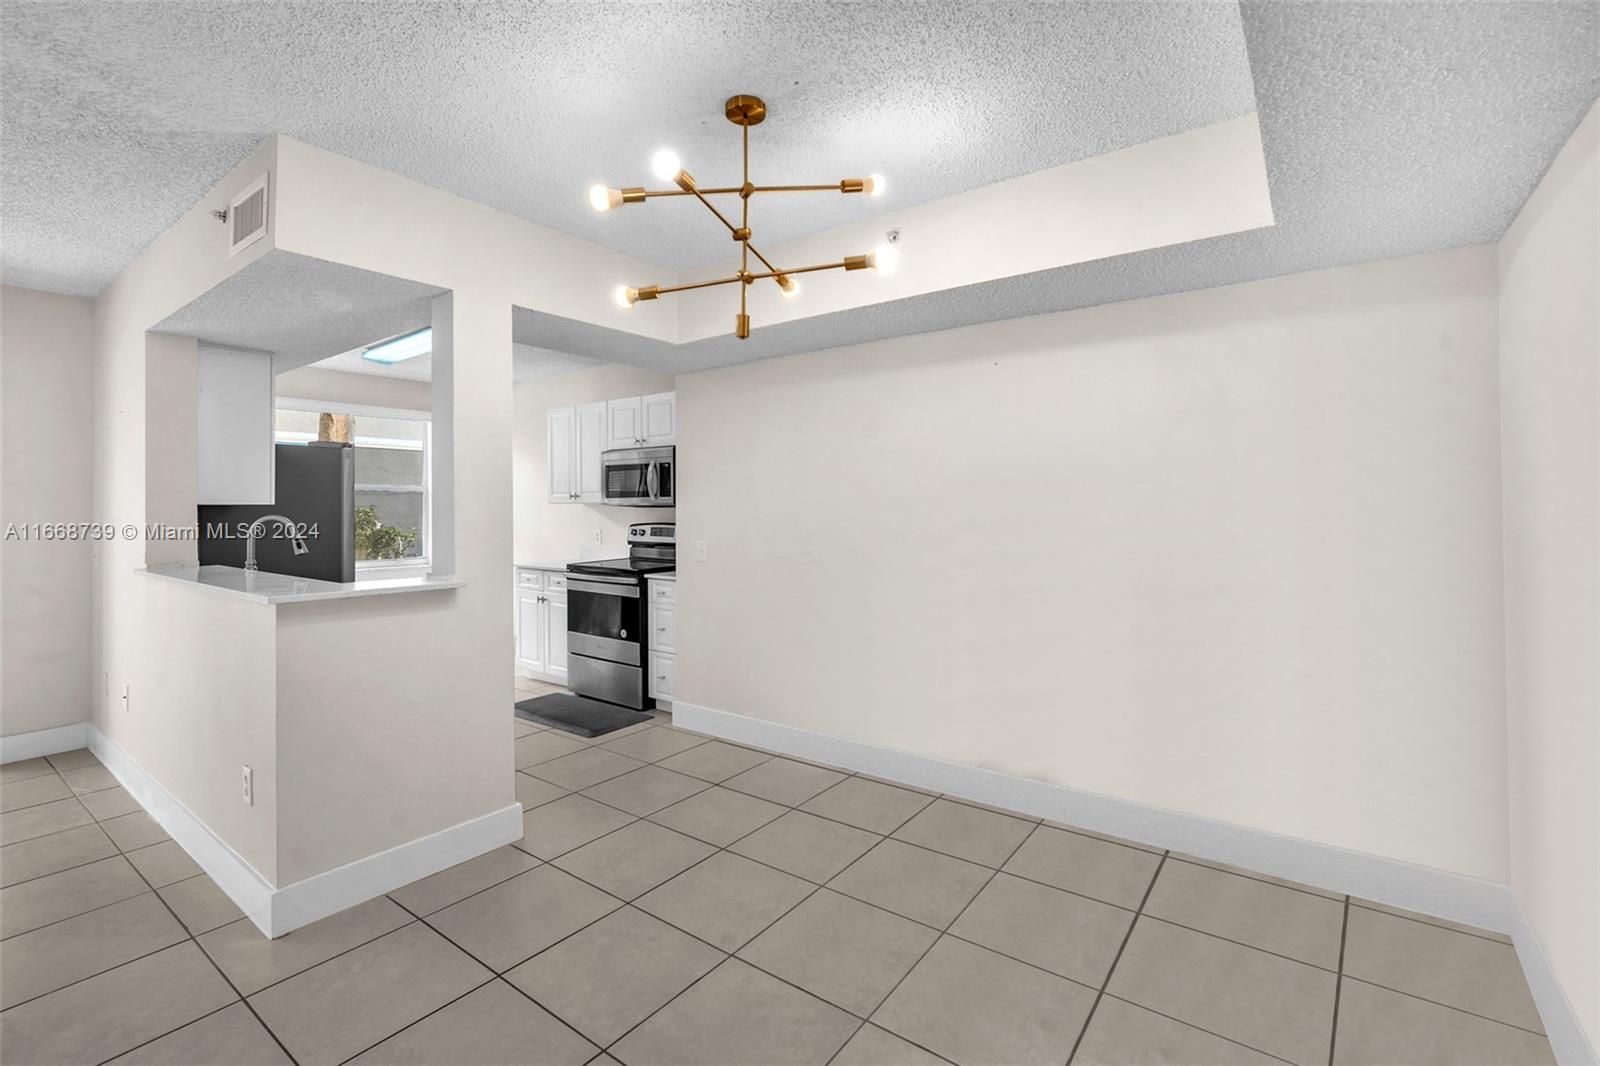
[1499,100,1599,1058]
[512,363,676,563]
[274,365,431,412]
[1,286,94,739]
[677,244,1509,881]
[85,133,672,897]
[92,140,283,876]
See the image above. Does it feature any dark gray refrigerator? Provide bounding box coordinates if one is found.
[198,442,355,582]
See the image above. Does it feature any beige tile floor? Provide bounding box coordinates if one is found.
[0,685,1555,1066]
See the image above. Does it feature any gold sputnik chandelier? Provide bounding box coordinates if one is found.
[589,94,898,340]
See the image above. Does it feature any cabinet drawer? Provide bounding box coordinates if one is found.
[545,572,569,592]
[649,653,675,699]
[516,570,544,590]
[649,579,677,606]
[651,605,676,654]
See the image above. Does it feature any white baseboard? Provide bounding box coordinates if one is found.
[1508,900,1600,1066]
[2,722,91,763]
[90,727,276,934]
[269,801,522,936]
[90,727,522,938]
[673,701,1515,934]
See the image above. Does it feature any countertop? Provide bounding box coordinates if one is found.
[515,559,579,572]
[137,564,466,605]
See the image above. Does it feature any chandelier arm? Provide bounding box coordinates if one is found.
[747,260,849,281]
[652,274,744,296]
[749,184,854,193]
[637,187,743,199]
[743,241,785,279]
[686,185,744,236]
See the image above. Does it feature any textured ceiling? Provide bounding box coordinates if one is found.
[312,340,607,384]
[155,249,607,383]
[154,252,442,373]
[7,1,1597,377]
[512,0,1600,371]
[1,0,1254,295]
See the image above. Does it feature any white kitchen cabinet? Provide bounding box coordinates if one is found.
[197,346,274,504]
[514,567,569,684]
[606,391,677,449]
[606,396,643,450]
[547,407,574,503]
[548,402,605,504]
[649,653,675,701]
[641,392,677,445]
[646,575,677,705]
[544,594,568,682]
[515,586,543,675]
[574,402,604,501]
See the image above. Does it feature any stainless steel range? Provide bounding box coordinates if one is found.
[566,523,675,710]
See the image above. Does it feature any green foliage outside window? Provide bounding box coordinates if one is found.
[354,505,418,560]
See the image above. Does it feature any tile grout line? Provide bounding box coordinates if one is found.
[1336,976,1552,1038]
[528,767,1167,1002]
[824,812,1047,1066]
[384,890,615,1056]
[1093,991,1301,1066]
[127,833,304,1066]
[326,975,501,1065]
[91,822,303,1066]
[536,761,917,1060]
[1329,895,1349,1066]
[1065,850,1169,1066]
[818,782,975,1066]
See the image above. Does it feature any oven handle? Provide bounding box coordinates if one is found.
[568,578,641,598]
[647,461,659,502]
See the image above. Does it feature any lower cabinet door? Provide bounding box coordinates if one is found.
[543,594,568,683]
[649,653,675,699]
[516,589,543,673]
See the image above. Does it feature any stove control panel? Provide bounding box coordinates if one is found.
[628,523,676,546]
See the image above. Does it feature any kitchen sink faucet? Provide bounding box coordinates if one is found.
[244,514,309,571]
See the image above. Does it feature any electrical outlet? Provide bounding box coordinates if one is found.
[102,672,108,698]
[593,528,603,545]
[121,684,130,712]
[241,765,253,806]
[695,539,709,562]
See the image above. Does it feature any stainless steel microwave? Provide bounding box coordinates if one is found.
[601,446,674,507]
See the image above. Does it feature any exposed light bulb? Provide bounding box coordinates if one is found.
[613,285,635,310]
[778,275,800,299]
[589,184,622,212]
[870,242,900,275]
[865,173,886,197]
[650,149,682,182]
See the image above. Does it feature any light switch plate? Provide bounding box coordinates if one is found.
[695,540,708,562]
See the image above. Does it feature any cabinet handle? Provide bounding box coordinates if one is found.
[656,625,666,631]
[657,674,666,680]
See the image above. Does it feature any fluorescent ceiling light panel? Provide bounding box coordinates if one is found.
[362,327,431,364]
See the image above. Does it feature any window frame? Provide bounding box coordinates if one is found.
[274,396,433,571]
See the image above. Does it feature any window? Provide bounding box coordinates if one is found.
[274,399,431,567]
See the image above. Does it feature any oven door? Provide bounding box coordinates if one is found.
[602,447,674,507]
[566,575,642,665]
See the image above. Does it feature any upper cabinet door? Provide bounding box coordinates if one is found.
[641,392,677,445]
[548,405,576,502]
[574,401,606,502]
[607,396,643,449]
[198,347,274,504]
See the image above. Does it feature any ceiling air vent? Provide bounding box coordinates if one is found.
[226,174,269,257]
